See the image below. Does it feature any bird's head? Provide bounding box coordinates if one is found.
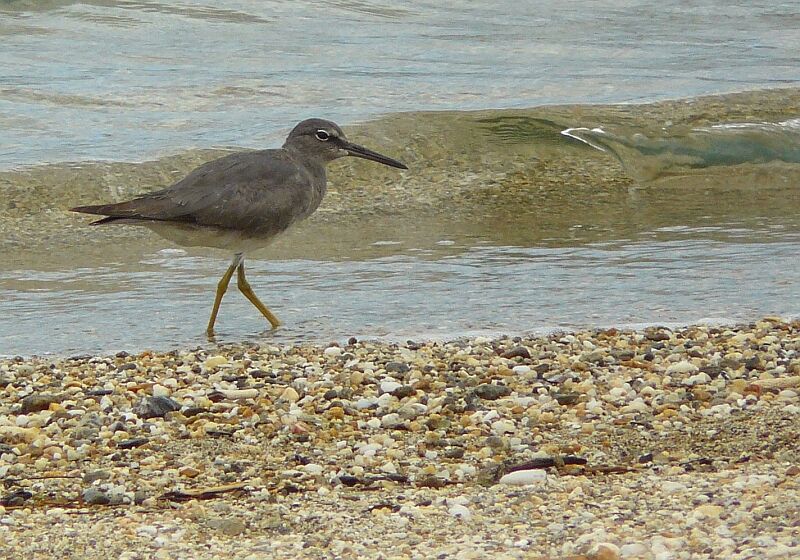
[284,118,407,169]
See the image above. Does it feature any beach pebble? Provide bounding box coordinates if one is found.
[83,470,111,483]
[502,346,531,359]
[620,542,649,558]
[498,469,547,486]
[82,487,110,505]
[207,517,246,536]
[473,384,512,400]
[279,387,300,402]
[151,384,170,397]
[391,385,415,398]
[134,396,180,419]
[448,504,471,519]
[20,394,59,414]
[380,381,402,394]
[381,413,404,429]
[220,388,259,400]
[592,542,621,560]
[667,361,698,374]
[203,355,228,370]
[385,362,410,374]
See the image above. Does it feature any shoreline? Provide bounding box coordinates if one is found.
[4,313,798,362]
[1,317,798,558]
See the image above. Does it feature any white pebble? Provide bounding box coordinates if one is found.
[667,361,698,374]
[152,384,170,397]
[381,413,403,428]
[221,388,259,400]
[621,542,650,558]
[683,372,711,386]
[323,346,342,357]
[491,419,515,435]
[355,398,376,410]
[448,504,471,519]
[661,481,687,494]
[302,463,324,476]
[203,355,228,369]
[498,469,547,486]
[380,381,402,394]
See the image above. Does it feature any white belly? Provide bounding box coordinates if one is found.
[143,222,281,253]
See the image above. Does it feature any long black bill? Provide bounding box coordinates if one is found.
[343,141,408,169]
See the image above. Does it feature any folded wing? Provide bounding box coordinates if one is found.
[72,150,316,237]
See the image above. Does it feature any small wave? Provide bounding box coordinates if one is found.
[562,118,800,182]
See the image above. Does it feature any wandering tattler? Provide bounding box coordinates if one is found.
[72,118,407,335]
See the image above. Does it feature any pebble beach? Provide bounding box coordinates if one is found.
[1,318,798,559]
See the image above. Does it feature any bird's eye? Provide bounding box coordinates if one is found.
[315,130,330,141]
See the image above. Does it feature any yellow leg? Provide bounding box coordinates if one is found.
[206,254,242,336]
[237,260,281,329]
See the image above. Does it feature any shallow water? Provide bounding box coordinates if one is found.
[3,227,800,356]
[1,3,800,355]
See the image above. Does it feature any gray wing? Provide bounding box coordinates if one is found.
[73,150,317,236]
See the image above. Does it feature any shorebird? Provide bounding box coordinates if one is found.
[72,118,407,335]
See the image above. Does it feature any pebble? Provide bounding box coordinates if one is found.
[472,384,512,400]
[381,413,404,429]
[151,384,170,397]
[220,388,259,400]
[82,487,110,505]
[207,517,246,536]
[279,387,300,402]
[448,504,472,519]
[203,355,228,370]
[134,396,180,419]
[385,362,410,374]
[593,542,621,560]
[380,381,402,394]
[667,361,699,374]
[392,385,415,398]
[83,470,111,483]
[498,469,547,486]
[501,346,531,359]
[20,394,60,414]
